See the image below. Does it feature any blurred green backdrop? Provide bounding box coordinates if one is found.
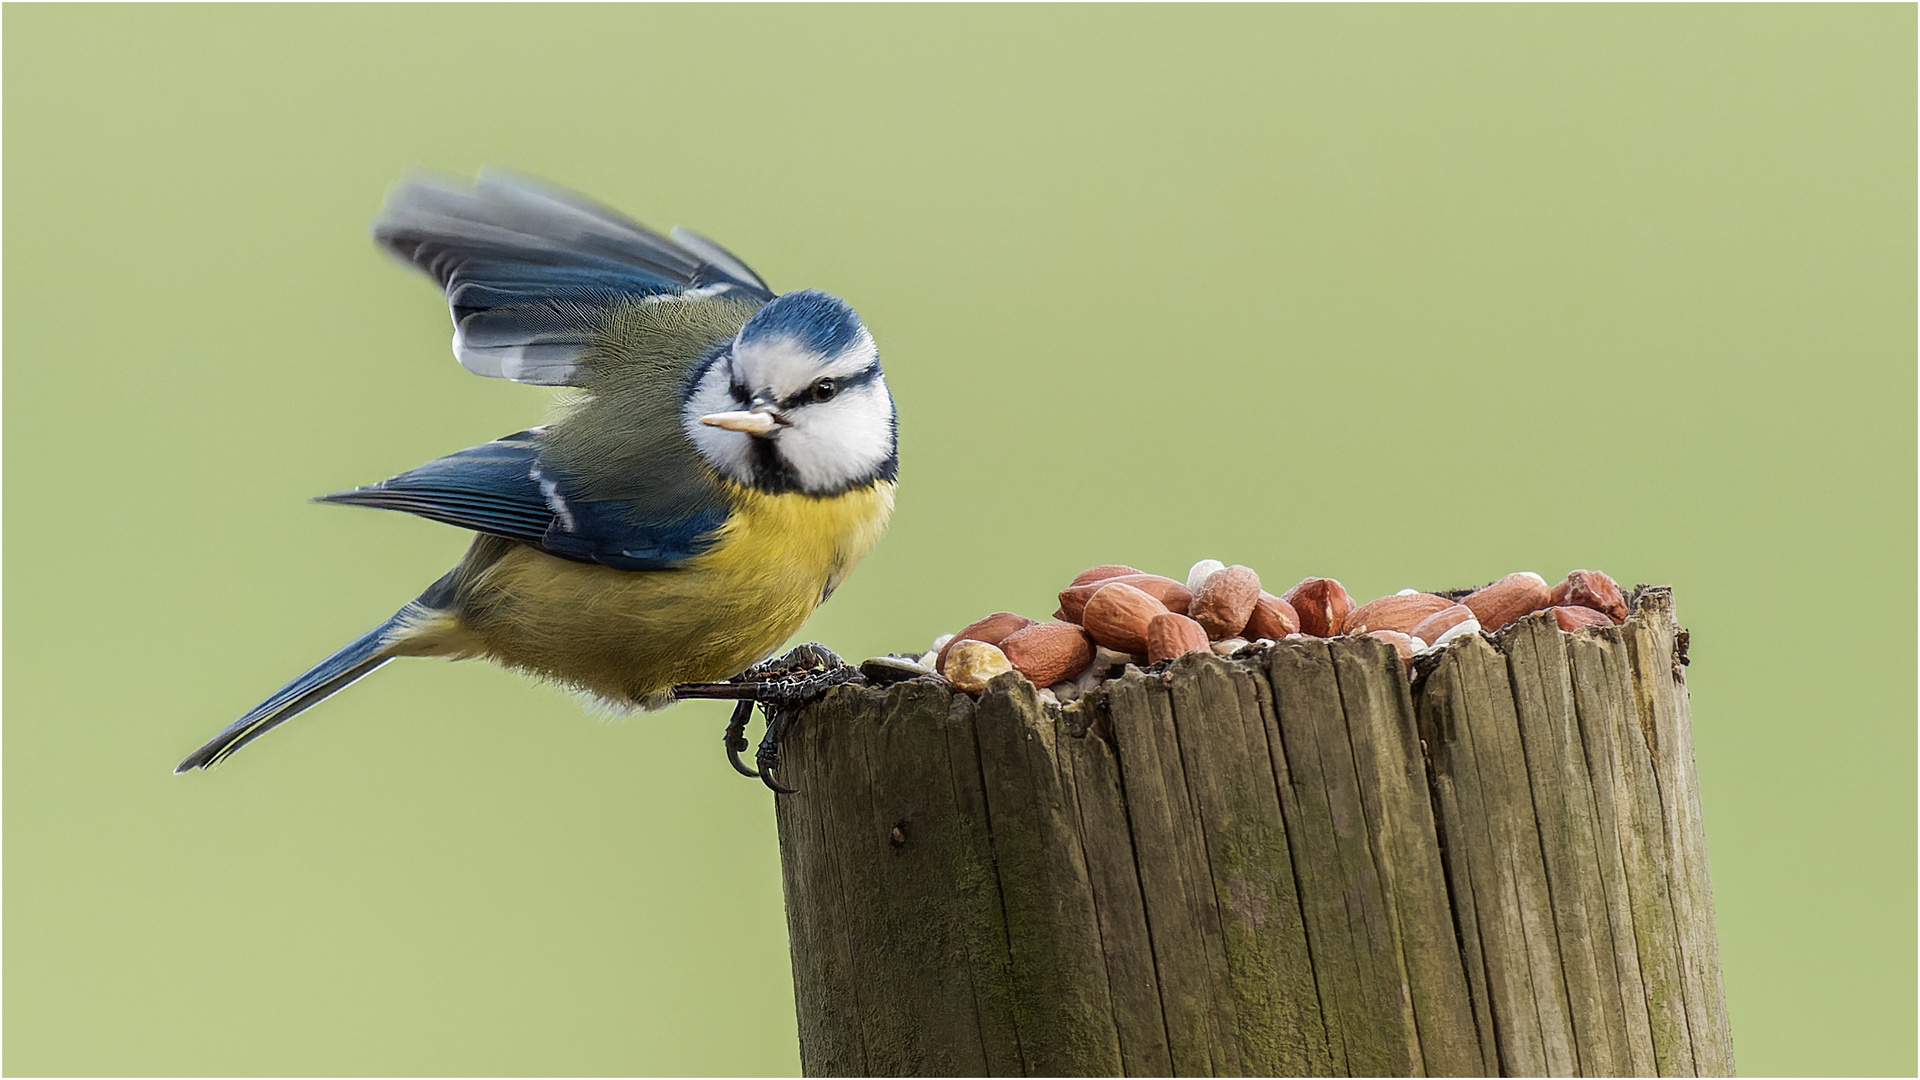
[5,5,1912,1076]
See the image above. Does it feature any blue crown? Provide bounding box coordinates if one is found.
[738,289,866,357]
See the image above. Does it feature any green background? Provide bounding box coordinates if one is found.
[6,5,1913,1075]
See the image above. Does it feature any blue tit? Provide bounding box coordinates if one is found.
[176,170,897,774]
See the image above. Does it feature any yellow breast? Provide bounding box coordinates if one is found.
[689,479,896,610]
[407,480,895,708]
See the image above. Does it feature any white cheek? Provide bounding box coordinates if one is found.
[782,379,895,492]
[682,359,756,485]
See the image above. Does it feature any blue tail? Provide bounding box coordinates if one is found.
[175,612,407,773]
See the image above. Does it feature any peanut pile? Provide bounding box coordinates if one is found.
[915,563,1630,705]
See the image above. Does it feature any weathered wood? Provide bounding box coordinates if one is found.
[1164,652,1326,1075]
[1268,639,1420,1075]
[971,675,1125,1075]
[1411,650,1508,1077]
[775,587,1729,1076]
[1565,633,1661,1077]
[1330,638,1483,1075]
[1417,638,1559,1075]
[1108,671,1243,1075]
[775,684,872,1076]
[1457,633,1582,1074]
[775,679,1021,1075]
[1590,630,1698,1076]
[1506,618,1632,1075]
[1264,639,1372,1076]
[1624,591,1735,1077]
[1061,728,1174,1076]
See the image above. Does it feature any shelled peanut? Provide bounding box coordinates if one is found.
[925,563,1632,701]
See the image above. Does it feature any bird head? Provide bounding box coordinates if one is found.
[684,290,897,495]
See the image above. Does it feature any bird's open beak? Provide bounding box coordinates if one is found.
[699,409,784,435]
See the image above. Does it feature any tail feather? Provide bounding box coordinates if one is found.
[175,614,406,773]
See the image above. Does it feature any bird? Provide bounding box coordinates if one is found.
[175,169,897,786]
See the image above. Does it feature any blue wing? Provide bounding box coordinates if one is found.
[317,430,729,571]
[374,169,774,386]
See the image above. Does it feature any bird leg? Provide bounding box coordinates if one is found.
[674,642,858,793]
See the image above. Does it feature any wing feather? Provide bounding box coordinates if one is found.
[316,429,727,571]
[373,169,774,386]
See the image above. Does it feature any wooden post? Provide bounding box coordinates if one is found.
[772,586,1732,1077]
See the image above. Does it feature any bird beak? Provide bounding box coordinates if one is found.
[699,408,784,435]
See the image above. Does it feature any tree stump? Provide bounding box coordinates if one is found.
[772,586,1732,1077]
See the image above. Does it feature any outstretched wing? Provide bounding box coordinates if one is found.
[374,169,774,386]
[317,429,729,572]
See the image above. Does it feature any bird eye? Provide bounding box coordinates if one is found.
[810,378,838,403]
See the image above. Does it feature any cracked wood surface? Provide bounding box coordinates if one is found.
[774,587,1730,1076]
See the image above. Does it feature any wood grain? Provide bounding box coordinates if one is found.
[774,587,1729,1076]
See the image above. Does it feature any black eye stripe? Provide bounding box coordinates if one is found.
[778,364,879,409]
[841,362,880,387]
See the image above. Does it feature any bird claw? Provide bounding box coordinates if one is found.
[675,643,857,793]
[753,704,804,794]
[724,700,759,778]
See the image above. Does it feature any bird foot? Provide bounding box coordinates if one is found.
[674,643,857,794]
